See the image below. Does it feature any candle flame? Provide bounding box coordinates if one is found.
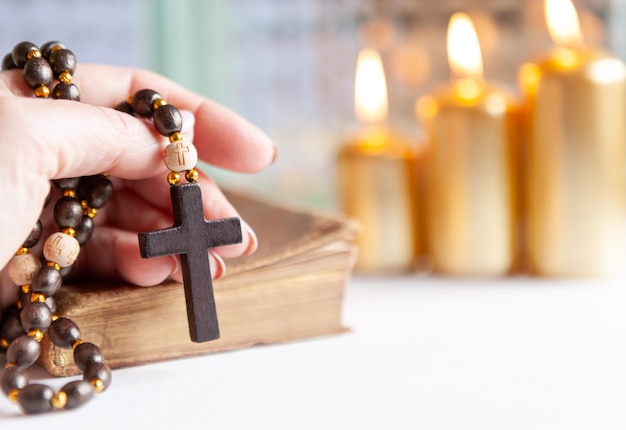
[447,13,483,79]
[354,48,388,124]
[545,0,584,48]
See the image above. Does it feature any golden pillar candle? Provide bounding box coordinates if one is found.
[519,0,625,276]
[337,49,420,273]
[417,13,518,276]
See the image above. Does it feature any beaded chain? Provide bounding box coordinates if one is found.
[0,41,201,414]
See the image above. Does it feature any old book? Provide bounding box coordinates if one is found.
[40,191,359,376]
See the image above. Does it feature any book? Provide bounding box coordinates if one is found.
[40,191,359,376]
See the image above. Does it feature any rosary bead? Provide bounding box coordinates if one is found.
[48,48,76,77]
[23,57,53,89]
[73,342,104,372]
[77,175,113,209]
[83,362,112,392]
[11,41,38,67]
[6,335,41,370]
[7,253,41,286]
[43,232,80,267]
[75,215,94,246]
[52,177,80,190]
[153,104,183,136]
[54,196,84,228]
[1,306,25,344]
[164,141,198,172]
[0,366,28,395]
[61,380,94,409]
[20,302,52,332]
[31,265,62,296]
[114,101,133,114]
[1,52,17,70]
[18,384,54,414]
[21,220,43,249]
[131,89,161,116]
[40,41,65,60]
[52,82,80,101]
[48,317,80,349]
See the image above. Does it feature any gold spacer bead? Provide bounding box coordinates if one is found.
[16,301,23,310]
[5,362,16,369]
[72,338,84,350]
[100,172,109,177]
[26,49,41,59]
[8,389,19,403]
[31,292,46,303]
[185,169,199,183]
[167,171,181,185]
[153,98,167,110]
[21,284,31,294]
[58,71,72,84]
[51,314,59,322]
[62,227,76,237]
[0,339,9,349]
[34,84,50,98]
[28,329,44,342]
[64,189,77,198]
[50,44,63,54]
[51,391,68,409]
[16,247,29,255]
[86,207,98,219]
[90,378,105,393]
[169,132,183,143]
[47,262,61,271]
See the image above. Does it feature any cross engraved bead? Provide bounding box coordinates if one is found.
[7,254,41,286]
[43,232,80,268]
[163,141,198,172]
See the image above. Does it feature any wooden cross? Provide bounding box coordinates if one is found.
[138,183,242,343]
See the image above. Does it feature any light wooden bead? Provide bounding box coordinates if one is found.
[43,232,80,268]
[163,141,198,172]
[7,253,41,286]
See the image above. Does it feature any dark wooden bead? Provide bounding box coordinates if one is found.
[83,362,112,391]
[0,366,28,395]
[44,184,53,207]
[48,317,80,349]
[11,41,38,67]
[59,264,73,278]
[114,101,133,114]
[18,384,54,414]
[131,89,161,117]
[21,220,42,248]
[153,104,183,136]
[6,335,41,369]
[23,57,53,89]
[52,82,80,101]
[1,53,17,70]
[20,302,52,332]
[31,265,62,296]
[45,296,57,314]
[48,48,76,76]
[77,175,113,209]
[52,177,80,190]
[75,215,94,246]
[40,41,65,60]
[0,306,25,344]
[54,196,83,228]
[19,290,32,310]
[73,342,104,372]
[62,380,94,409]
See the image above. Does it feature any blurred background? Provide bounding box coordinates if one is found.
[0,0,622,208]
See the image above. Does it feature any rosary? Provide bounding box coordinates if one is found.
[0,41,242,414]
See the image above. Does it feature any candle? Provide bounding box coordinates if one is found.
[519,0,625,276]
[336,48,421,273]
[416,13,518,276]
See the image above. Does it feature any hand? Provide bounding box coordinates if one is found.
[0,64,277,309]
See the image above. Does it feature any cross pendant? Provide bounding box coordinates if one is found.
[138,183,242,343]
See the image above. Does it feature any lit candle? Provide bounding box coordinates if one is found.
[337,48,421,273]
[519,0,625,276]
[417,13,518,276]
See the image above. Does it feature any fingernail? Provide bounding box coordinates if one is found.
[271,145,279,164]
[211,251,226,280]
[181,109,195,134]
[243,222,258,256]
[169,256,180,276]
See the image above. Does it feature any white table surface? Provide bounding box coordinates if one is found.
[2,273,626,429]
